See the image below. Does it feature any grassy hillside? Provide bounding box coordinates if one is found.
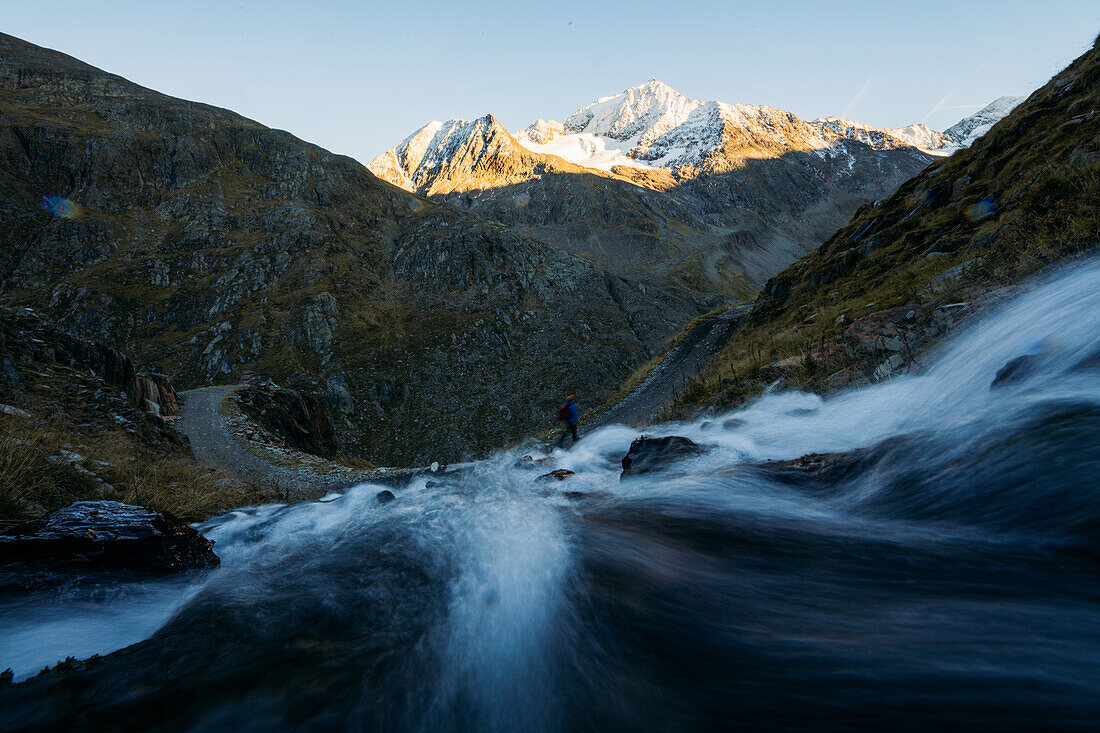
[669,35,1100,415]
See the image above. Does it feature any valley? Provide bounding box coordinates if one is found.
[1,19,1097,731]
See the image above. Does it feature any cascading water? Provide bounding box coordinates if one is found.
[3,257,1099,730]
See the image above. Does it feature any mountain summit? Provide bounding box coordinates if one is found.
[562,79,704,149]
[369,81,935,299]
[943,95,1025,147]
[367,114,562,195]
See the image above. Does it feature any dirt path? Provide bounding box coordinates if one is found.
[585,304,749,430]
[176,386,276,486]
[176,386,422,497]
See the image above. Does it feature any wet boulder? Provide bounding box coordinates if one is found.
[562,490,612,502]
[750,438,906,494]
[756,451,873,487]
[0,501,219,573]
[536,468,575,481]
[991,354,1041,388]
[376,490,396,504]
[620,436,707,479]
[513,455,556,471]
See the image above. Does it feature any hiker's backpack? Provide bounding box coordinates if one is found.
[556,403,571,421]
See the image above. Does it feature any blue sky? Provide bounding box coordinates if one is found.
[3,0,1097,163]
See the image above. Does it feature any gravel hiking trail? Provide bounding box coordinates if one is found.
[176,386,278,487]
[179,307,749,479]
[176,386,432,495]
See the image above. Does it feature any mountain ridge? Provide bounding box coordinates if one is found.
[373,79,1019,182]
[0,31,710,465]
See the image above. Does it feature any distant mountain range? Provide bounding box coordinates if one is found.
[372,81,1020,181]
[369,81,1019,297]
[816,96,1024,154]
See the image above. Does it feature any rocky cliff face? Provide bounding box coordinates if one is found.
[234,377,338,459]
[0,33,709,465]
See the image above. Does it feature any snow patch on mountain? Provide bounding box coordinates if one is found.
[814,116,951,155]
[944,95,1024,148]
[516,130,650,171]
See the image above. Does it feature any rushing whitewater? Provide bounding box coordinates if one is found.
[3,258,1100,729]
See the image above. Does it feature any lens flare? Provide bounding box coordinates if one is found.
[965,197,996,221]
[41,195,80,219]
[907,188,932,208]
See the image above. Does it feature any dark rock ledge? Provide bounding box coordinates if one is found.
[0,501,219,575]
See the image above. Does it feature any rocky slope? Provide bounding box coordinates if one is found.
[666,35,1100,414]
[0,32,708,465]
[371,80,935,297]
[0,305,256,523]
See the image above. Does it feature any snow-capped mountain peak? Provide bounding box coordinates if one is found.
[367,113,529,193]
[515,119,565,146]
[563,79,704,148]
[888,123,946,150]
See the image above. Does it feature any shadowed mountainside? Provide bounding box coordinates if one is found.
[0,32,710,465]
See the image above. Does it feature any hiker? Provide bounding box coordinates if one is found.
[556,394,580,448]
